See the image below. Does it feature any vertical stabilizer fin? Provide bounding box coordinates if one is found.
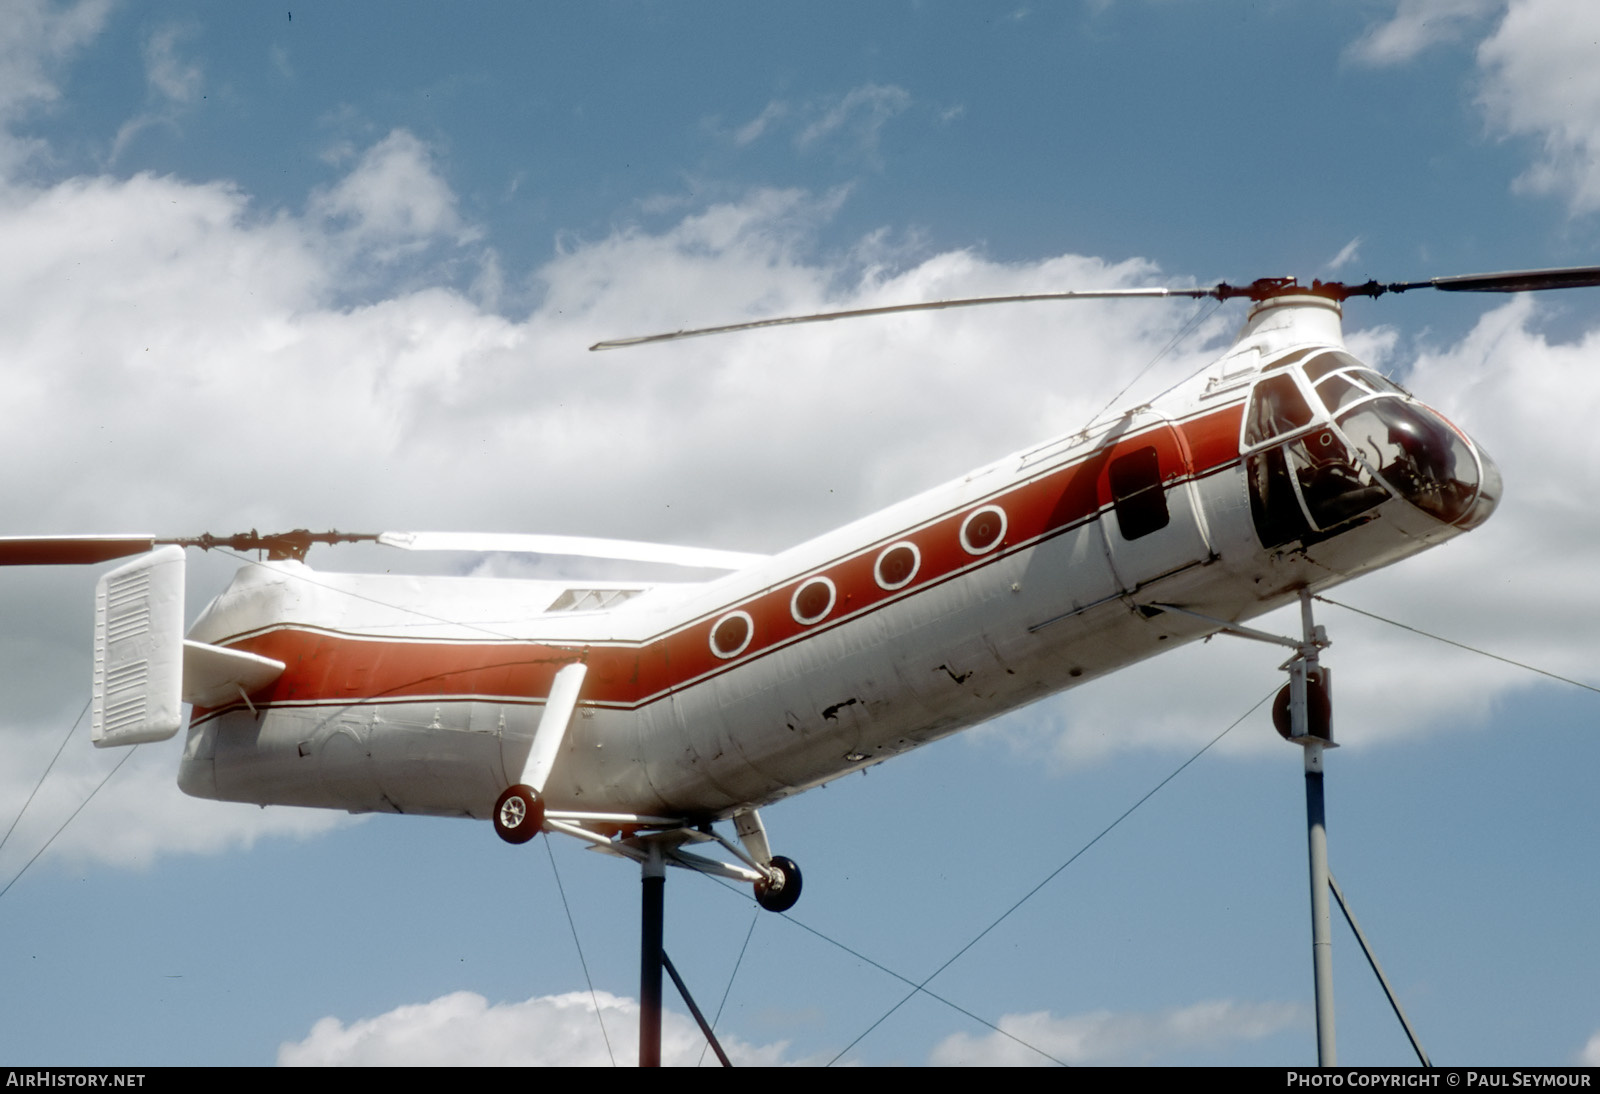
[92,545,185,747]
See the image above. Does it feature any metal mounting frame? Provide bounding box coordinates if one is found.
[539,809,782,1066]
[545,813,771,885]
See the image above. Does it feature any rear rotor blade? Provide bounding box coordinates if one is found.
[0,535,156,566]
[0,530,380,565]
[0,529,770,570]
[378,531,770,571]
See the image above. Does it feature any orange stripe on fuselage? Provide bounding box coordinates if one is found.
[196,404,1245,722]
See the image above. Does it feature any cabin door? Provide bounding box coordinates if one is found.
[1096,409,1214,592]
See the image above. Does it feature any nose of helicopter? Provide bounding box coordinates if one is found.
[1457,432,1501,530]
[1400,397,1502,530]
[1329,391,1500,530]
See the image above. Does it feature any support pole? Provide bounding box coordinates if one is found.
[1292,589,1336,1067]
[1329,873,1430,1067]
[663,950,733,1067]
[1174,590,1340,1065]
[1305,740,1336,1066]
[640,845,665,1068]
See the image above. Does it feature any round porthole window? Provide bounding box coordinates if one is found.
[791,577,836,625]
[874,542,920,591]
[960,505,1007,555]
[709,611,753,659]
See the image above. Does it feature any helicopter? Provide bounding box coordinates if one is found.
[4,264,1593,1065]
[5,267,1582,904]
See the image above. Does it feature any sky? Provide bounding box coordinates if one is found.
[1,0,1598,1067]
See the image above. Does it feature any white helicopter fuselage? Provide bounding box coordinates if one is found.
[173,295,1499,827]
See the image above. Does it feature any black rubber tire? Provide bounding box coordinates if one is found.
[493,784,545,845]
[755,855,802,913]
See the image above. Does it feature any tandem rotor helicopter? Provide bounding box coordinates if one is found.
[5,264,1596,1064]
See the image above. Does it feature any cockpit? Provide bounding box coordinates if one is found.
[1243,349,1500,550]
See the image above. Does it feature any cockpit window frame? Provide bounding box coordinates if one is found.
[1242,350,1488,549]
[1258,347,1316,374]
[1243,372,1317,449]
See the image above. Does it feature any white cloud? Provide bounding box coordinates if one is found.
[795,84,912,159]
[4,105,1600,872]
[928,999,1305,1065]
[0,731,351,873]
[0,135,497,869]
[277,989,798,1066]
[734,100,787,146]
[720,85,913,165]
[308,129,471,261]
[1477,0,1600,213]
[1350,1,1600,215]
[108,25,208,163]
[723,85,913,163]
[0,0,108,119]
[278,990,1301,1067]
[1326,236,1363,273]
[0,0,110,168]
[144,24,202,105]
[1346,0,1502,66]
[1580,1029,1600,1065]
[0,129,1214,868]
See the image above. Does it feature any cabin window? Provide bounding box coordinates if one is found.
[791,578,836,625]
[710,611,754,659]
[1352,369,1409,397]
[1261,348,1314,372]
[875,542,920,590]
[1315,373,1368,413]
[960,506,1007,555]
[1290,430,1388,528]
[1108,446,1170,540]
[1248,428,1388,549]
[1303,350,1362,383]
[1244,374,1314,446]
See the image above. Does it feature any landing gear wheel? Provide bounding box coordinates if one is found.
[493,784,545,845]
[754,855,802,913]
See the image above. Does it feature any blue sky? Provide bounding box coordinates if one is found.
[1,0,1599,1066]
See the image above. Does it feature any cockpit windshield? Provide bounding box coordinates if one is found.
[1335,400,1481,525]
[1244,350,1494,548]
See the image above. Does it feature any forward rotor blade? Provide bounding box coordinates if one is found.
[377,531,770,571]
[589,287,1208,350]
[0,535,156,566]
[1383,265,1600,295]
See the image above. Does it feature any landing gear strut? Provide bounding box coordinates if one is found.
[491,660,585,845]
[629,833,802,1065]
[495,802,802,1065]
